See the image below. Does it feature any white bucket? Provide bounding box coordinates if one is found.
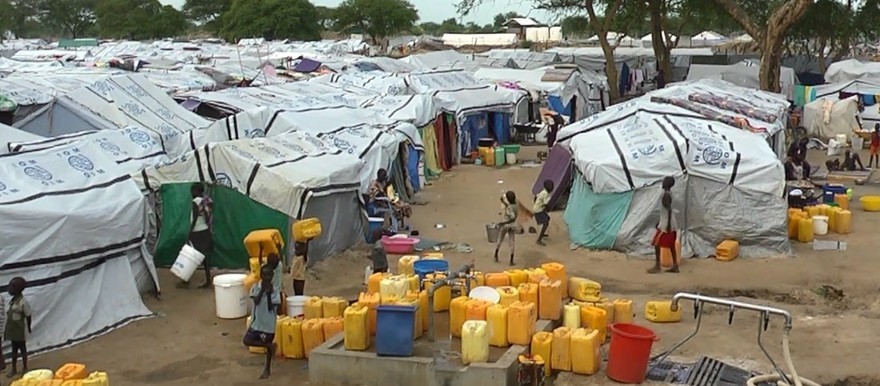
[812,215,829,235]
[170,244,205,282]
[506,153,517,165]
[287,295,309,318]
[213,273,248,319]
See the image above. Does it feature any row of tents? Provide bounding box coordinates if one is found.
[0,39,796,359]
[0,43,615,358]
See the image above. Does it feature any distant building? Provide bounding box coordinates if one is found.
[504,18,543,39]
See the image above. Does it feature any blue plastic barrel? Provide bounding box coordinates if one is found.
[413,259,449,281]
[375,305,418,356]
[365,217,384,242]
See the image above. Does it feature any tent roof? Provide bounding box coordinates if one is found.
[404,70,527,118]
[558,79,787,195]
[135,128,365,217]
[685,61,797,100]
[824,59,880,83]
[0,124,43,154]
[692,31,726,41]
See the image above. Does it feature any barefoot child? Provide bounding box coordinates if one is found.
[649,177,679,274]
[6,277,31,378]
[243,265,280,379]
[533,180,554,246]
[292,241,309,296]
[870,124,880,168]
[494,191,520,266]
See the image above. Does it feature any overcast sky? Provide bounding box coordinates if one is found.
[158,0,555,25]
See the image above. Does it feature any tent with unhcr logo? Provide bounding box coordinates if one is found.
[554,78,792,259]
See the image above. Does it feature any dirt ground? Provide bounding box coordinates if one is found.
[35,146,880,386]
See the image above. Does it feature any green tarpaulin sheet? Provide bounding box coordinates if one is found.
[153,184,290,269]
[563,176,633,249]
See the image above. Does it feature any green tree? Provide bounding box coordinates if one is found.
[787,0,880,73]
[315,6,336,30]
[2,0,40,37]
[711,0,812,93]
[334,0,418,44]
[220,0,321,42]
[560,15,589,37]
[96,0,188,39]
[39,0,96,38]
[493,11,521,27]
[182,0,230,33]
[151,5,189,38]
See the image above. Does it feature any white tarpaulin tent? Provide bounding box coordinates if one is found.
[311,72,409,96]
[686,61,797,101]
[6,127,172,174]
[133,131,366,261]
[15,75,208,159]
[824,59,880,83]
[187,106,405,193]
[0,140,155,355]
[309,73,440,127]
[558,79,790,258]
[473,67,605,120]
[0,124,43,154]
[809,80,880,130]
[404,70,527,122]
[802,96,861,138]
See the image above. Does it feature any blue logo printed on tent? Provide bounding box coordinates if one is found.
[215,173,233,187]
[123,102,146,116]
[329,137,354,154]
[637,144,659,156]
[99,140,122,154]
[68,154,94,172]
[23,165,52,181]
[129,130,151,144]
[156,107,174,120]
[701,146,727,166]
[245,129,266,138]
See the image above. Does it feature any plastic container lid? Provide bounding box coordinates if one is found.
[213,273,247,286]
[469,286,502,304]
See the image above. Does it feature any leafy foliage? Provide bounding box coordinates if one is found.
[38,0,97,38]
[95,0,189,39]
[182,0,230,33]
[219,0,321,42]
[334,0,418,43]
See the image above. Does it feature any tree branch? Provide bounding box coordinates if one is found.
[711,0,762,41]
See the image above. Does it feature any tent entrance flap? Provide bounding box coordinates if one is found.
[153,183,290,269]
[563,176,633,249]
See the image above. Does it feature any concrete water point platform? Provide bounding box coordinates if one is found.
[309,318,554,386]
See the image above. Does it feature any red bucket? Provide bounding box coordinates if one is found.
[606,323,659,384]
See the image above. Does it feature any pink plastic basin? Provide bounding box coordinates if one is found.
[380,236,420,255]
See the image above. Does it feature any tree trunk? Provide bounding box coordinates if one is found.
[598,34,621,102]
[713,0,812,93]
[584,0,624,102]
[759,33,785,93]
[647,0,672,80]
[817,37,827,74]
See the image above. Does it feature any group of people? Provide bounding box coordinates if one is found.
[785,125,880,182]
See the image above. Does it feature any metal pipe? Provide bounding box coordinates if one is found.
[670,292,793,330]
[426,263,475,342]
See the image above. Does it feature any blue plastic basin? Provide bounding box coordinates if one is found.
[413,259,449,281]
